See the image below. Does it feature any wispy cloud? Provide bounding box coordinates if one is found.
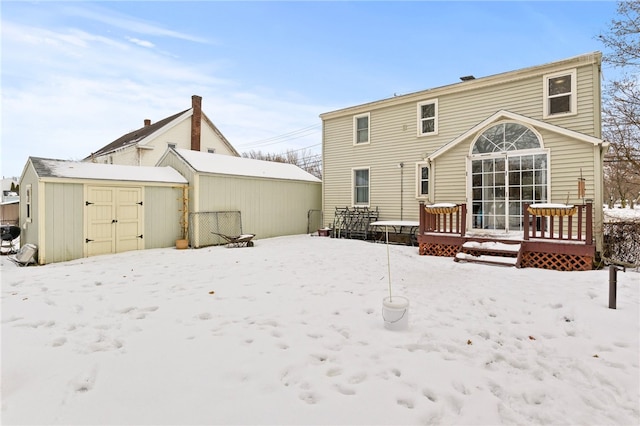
[0,4,326,177]
[126,37,155,49]
[63,4,214,44]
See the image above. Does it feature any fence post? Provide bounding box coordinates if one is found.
[609,265,625,309]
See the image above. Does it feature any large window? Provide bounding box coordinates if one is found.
[543,69,576,117]
[416,163,429,198]
[353,113,370,145]
[353,168,370,205]
[417,99,438,136]
[470,123,548,232]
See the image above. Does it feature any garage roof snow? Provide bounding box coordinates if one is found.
[29,157,188,184]
[172,148,321,182]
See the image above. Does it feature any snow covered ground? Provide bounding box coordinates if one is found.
[2,235,639,425]
[604,205,640,222]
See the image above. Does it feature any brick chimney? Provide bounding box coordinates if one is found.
[144,119,151,126]
[191,95,202,151]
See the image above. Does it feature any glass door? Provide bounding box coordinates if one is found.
[471,153,547,232]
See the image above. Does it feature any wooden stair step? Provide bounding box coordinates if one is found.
[456,241,523,267]
[455,252,519,267]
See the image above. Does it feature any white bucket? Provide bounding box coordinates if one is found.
[382,296,409,331]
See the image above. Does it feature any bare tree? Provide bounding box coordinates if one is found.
[599,1,640,205]
[242,149,322,179]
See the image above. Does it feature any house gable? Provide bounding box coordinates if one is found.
[428,110,606,161]
[86,96,239,167]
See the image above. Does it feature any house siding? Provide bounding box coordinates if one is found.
[322,54,601,225]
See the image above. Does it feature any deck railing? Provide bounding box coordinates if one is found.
[419,202,467,236]
[523,202,593,244]
[419,201,593,245]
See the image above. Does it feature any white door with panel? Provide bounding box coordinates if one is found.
[86,186,143,257]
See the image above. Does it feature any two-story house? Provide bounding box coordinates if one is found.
[320,52,607,270]
[86,95,239,166]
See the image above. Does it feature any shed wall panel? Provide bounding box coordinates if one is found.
[198,175,321,238]
[144,186,185,248]
[44,183,84,263]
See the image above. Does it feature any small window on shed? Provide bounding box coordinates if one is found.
[25,184,32,222]
[168,143,177,149]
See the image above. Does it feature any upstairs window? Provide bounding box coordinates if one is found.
[353,113,370,145]
[543,69,576,117]
[168,143,177,149]
[417,99,438,136]
[207,148,216,154]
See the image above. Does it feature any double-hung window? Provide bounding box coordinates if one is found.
[416,163,429,198]
[353,113,370,145]
[353,168,370,205]
[543,69,576,117]
[417,99,438,136]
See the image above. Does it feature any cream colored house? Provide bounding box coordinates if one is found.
[321,52,607,266]
[86,95,239,167]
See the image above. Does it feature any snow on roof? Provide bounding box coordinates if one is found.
[30,157,188,184]
[173,149,321,182]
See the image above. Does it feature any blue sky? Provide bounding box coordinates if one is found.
[1,1,619,178]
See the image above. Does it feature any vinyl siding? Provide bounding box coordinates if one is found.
[322,54,602,235]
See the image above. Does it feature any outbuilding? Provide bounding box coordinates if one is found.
[157,148,322,248]
[19,157,188,264]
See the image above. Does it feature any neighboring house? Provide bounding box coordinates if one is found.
[157,148,322,247]
[86,95,239,167]
[1,177,20,225]
[19,157,187,265]
[320,52,607,270]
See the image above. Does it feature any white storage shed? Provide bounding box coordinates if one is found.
[19,157,188,264]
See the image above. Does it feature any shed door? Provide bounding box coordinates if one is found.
[86,186,143,257]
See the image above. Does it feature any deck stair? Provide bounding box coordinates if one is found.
[455,241,523,267]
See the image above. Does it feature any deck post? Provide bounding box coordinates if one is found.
[586,202,593,244]
[460,203,467,236]
[419,202,425,235]
[523,203,530,241]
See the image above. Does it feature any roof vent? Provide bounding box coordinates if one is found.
[460,75,475,82]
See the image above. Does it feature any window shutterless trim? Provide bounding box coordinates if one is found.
[543,69,577,118]
[415,162,430,199]
[353,113,371,145]
[417,99,438,137]
[351,167,370,206]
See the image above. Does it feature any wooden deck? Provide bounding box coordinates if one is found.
[418,202,595,271]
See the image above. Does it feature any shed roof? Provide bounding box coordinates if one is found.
[29,157,188,184]
[170,148,321,183]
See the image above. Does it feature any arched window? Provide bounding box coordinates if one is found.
[473,123,541,154]
[469,122,548,233]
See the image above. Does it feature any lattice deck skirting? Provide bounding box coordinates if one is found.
[419,243,459,257]
[520,251,593,271]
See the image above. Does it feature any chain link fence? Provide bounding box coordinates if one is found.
[602,220,640,267]
[188,211,243,248]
